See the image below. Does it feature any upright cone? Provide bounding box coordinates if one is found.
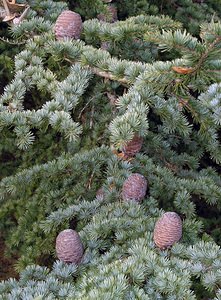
[54,10,82,40]
[56,229,84,264]
[153,212,182,249]
[122,173,147,203]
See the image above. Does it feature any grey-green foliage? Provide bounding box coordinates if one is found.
[0,261,78,299]
[83,15,181,62]
[0,50,92,148]
[1,1,221,299]
[1,200,221,299]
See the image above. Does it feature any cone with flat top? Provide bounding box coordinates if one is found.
[122,173,148,203]
[56,229,84,264]
[153,212,182,250]
[54,10,82,41]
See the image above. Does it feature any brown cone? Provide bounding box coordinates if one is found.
[54,10,82,40]
[122,173,147,203]
[153,212,182,249]
[56,229,84,264]
[122,135,143,158]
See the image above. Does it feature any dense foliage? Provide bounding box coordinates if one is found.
[0,0,221,299]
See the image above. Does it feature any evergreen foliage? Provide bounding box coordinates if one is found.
[1,0,221,299]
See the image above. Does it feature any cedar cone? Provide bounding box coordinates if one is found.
[54,10,82,40]
[56,229,84,264]
[153,212,182,249]
[97,5,118,23]
[122,135,143,158]
[122,173,147,203]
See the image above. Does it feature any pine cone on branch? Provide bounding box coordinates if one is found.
[56,229,84,264]
[54,10,82,40]
[153,212,182,250]
[122,173,148,203]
